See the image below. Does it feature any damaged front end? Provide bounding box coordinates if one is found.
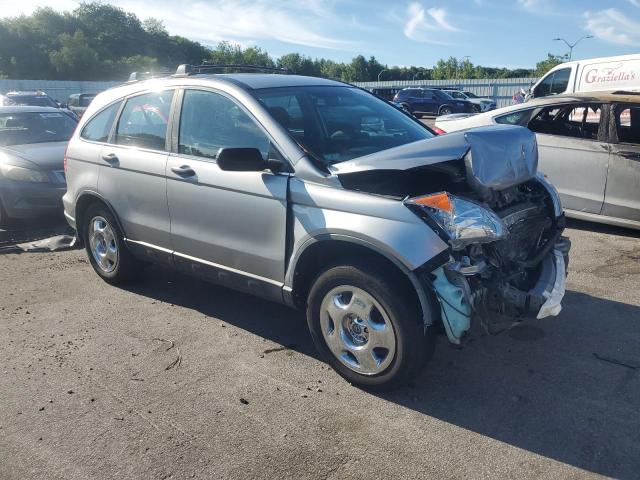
[334,125,571,344]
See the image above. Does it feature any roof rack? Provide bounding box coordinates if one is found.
[128,71,173,82]
[175,64,289,76]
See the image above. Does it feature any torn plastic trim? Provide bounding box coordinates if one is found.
[431,265,472,344]
[536,250,567,319]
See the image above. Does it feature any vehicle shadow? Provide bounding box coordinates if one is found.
[566,217,639,238]
[0,214,71,247]
[128,266,640,478]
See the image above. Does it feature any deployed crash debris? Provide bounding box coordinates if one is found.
[0,234,78,254]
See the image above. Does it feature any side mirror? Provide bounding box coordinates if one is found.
[217,147,266,172]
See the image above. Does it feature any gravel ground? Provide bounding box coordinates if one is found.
[0,219,639,480]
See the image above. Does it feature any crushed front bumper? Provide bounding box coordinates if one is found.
[429,236,571,344]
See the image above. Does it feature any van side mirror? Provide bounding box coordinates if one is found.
[217,147,266,172]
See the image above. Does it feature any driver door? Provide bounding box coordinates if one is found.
[166,88,289,300]
[527,102,608,214]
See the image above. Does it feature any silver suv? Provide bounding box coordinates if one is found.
[63,65,570,390]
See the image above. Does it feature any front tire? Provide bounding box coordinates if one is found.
[82,203,141,285]
[306,263,435,391]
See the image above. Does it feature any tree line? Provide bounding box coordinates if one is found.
[0,3,562,82]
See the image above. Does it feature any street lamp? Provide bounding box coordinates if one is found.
[553,35,593,60]
[378,69,389,81]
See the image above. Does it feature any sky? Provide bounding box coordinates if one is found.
[1,0,640,69]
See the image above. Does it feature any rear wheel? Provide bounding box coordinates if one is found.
[306,263,435,391]
[439,106,453,116]
[0,199,8,228]
[82,203,141,285]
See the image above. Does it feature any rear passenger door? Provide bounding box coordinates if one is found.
[527,102,608,214]
[97,89,174,255]
[603,104,640,222]
[166,88,288,299]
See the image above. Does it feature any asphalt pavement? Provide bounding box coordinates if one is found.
[0,218,639,479]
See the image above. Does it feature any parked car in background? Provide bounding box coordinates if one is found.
[5,90,78,119]
[435,91,640,230]
[370,87,402,101]
[439,89,496,112]
[393,87,475,117]
[0,94,15,106]
[63,65,569,390]
[68,93,97,118]
[0,106,77,226]
[526,54,640,101]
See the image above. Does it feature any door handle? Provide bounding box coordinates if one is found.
[101,153,119,165]
[170,165,196,177]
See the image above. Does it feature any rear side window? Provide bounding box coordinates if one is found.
[115,90,174,150]
[81,101,121,143]
[178,90,270,160]
[614,105,640,144]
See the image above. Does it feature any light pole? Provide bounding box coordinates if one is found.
[553,35,593,60]
[378,69,389,81]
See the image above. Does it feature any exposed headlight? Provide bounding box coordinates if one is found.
[406,192,506,250]
[0,164,50,183]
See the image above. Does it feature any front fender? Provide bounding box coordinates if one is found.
[286,178,449,284]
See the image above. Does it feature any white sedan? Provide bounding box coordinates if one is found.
[435,91,640,230]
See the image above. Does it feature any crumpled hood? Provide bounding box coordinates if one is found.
[0,142,67,170]
[331,124,538,192]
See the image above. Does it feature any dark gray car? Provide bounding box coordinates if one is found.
[62,66,570,390]
[0,106,76,225]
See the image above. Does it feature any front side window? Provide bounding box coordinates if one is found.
[81,101,121,143]
[549,68,571,95]
[0,111,77,146]
[115,90,173,150]
[179,89,270,160]
[528,103,602,140]
[254,86,434,165]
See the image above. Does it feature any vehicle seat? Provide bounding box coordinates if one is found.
[268,107,291,130]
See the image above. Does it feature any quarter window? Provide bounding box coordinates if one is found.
[81,101,121,143]
[115,90,173,150]
[178,90,270,160]
[495,109,534,125]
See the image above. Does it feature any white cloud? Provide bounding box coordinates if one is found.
[629,0,640,7]
[403,2,458,42]
[585,8,640,46]
[0,0,355,51]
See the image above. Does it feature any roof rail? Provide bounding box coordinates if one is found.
[128,71,173,82]
[175,64,289,76]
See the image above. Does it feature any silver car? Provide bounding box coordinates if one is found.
[63,66,570,390]
[435,92,640,230]
[0,106,76,225]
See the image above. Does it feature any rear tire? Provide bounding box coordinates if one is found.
[439,106,453,116]
[82,203,141,285]
[0,199,8,228]
[306,262,435,391]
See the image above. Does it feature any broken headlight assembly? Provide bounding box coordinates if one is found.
[406,192,506,250]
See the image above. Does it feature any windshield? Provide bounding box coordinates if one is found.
[254,86,433,165]
[0,112,77,146]
[8,95,58,108]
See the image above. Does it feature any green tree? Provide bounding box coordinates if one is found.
[535,54,564,76]
[49,31,99,80]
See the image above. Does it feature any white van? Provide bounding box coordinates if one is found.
[527,54,640,100]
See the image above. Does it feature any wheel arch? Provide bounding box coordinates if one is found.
[74,191,127,245]
[286,235,439,328]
